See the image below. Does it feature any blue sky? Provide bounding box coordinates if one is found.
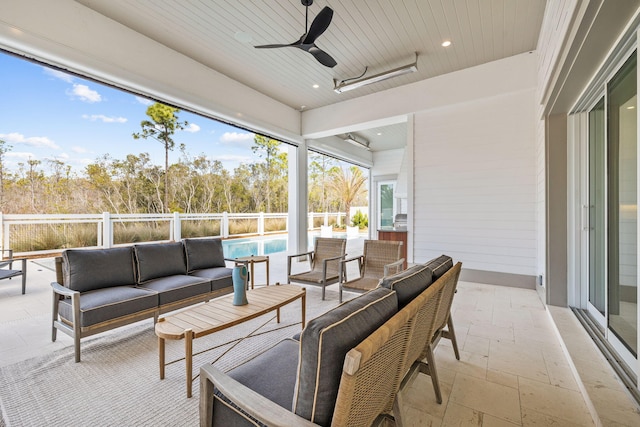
[0,52,259,174]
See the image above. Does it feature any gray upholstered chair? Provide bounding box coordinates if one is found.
[339,239,404,302]
[287,237,346,300]
[0,249,27,294]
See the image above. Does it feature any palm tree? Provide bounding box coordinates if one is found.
[328,166,367,226]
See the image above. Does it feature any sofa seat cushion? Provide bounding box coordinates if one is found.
[228,338,300,409]
[183,238,226,272]
[212,338,300,427]
[379,264,433,309]
[59,286,158,327]
[190,267,233,292]
[63,247,136,293]
[137,275,210,306]
[293,287,397,426]
[425,255,453,279]
[134,242,188,283]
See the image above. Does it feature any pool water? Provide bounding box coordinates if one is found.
[222,237,287,259]
[222,232,365,258]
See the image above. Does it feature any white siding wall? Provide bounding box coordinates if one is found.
[413,89,537,276]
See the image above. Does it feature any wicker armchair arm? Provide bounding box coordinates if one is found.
[340,255,363,266]
[51,281,78,298]
[384,258,405,276]
[287,250,314,260]
[200,364,318,427]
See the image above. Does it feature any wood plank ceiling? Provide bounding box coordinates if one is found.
[74,0,546,150]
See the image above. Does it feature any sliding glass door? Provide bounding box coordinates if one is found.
[586,51,638,364]
[607,53,638,357]
[588,97,606,321]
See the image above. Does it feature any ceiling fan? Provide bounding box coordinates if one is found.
[255,0,337,68]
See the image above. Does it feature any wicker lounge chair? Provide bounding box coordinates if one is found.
[287,237,346,300]
[339,239,404,302]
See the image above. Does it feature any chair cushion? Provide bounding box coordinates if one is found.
[134,242,187,283]
[63,247,136,293]
[379,264,433,309]
[293,287,397,426]
[59,286,158,327]
[228,338,300,410]
[425,254,453,279]
[183,238,226,272]
[190,267,233,292]
[137,275,210,306]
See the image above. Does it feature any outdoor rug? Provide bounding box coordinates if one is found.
[0,286,341,426]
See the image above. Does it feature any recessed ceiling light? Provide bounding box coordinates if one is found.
[234,31,252,43]
[627,105,635,110]
[441,40,452,47]
[377,132,382,136]
[312,84,320,89]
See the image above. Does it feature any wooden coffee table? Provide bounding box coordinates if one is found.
[155,284,306,397]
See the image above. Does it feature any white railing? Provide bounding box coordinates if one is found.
[0,211,347,256]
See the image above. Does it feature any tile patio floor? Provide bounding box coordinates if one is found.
[1,240,639,426]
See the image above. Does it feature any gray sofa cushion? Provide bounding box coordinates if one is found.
[228,338,300,410]
[212,339,300,427]
[137,275,210,306]
[134,242,187,283]
[379,264,433,308]
[425,254,453,279]
[183,237,227,272]
[59,286,158,327]
[63,247,136,292]
[190,267,233,292]
[293,287,397,426]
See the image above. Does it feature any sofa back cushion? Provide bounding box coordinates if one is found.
[63,247,136,292]
[293,287,397,426]
[134,242,187,283]
[182,238,226,272]
[425,254,453,279]
[379,263,433,309]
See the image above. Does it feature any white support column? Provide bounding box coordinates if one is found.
[288,142,308,255]
[173,212,181,242]
[102,212,112,248]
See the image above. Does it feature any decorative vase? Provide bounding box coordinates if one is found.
[232,265,249,306]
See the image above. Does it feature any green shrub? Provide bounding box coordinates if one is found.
[351,210,368,229]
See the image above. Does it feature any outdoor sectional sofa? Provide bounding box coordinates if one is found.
[200,255,461,427]
[51,238,245,362]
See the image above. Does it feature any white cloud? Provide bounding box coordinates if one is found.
[183,123,201,133]
[135,96,153,106]
[71,146,89,154]
[82,114,127,123]
[5,152,35,160]
[220,131,254,144]
[215,154,252,163]
[43,68,74,83]
[69,84,102,103]
[0,132,60,149]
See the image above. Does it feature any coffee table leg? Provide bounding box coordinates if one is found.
[250,262,255,289]
[159,336,165,380]
[185,329,193,398]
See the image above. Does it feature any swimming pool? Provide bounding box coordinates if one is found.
[222,232,365,258]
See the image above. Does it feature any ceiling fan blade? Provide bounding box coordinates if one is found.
[302,6,333,45]
[309,46,337,68]
[255,43,294,49]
